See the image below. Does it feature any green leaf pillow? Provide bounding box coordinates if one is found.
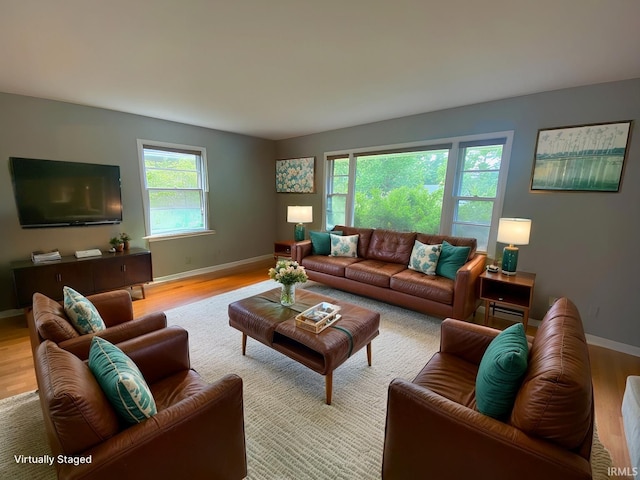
[88,336,157,424]
[63,286,106,334]
[476,323,529,419]
[310,230,342,255]
[435,241,471,280]
[408,240,442,275]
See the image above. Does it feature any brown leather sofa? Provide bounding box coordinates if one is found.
[34,325,247,480]
[293,226,486,319]
[28,290,166,360]
[382,298,594,480]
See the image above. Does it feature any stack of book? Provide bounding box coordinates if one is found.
[31,250,62,263]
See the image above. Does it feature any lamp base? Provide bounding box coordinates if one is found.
[501,246,519,276]
[294,224,305,241]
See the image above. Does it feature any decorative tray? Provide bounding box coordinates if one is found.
[295,302,342,334]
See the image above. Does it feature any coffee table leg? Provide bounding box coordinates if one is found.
[325,372,333,405]
[242,333,247,355]
[366,342,372,366]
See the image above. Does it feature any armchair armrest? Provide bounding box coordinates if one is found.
[439,318,500,365]
[59,374,247,480]
[383,379,592,480]
[451,253,486,319]
[89,290,134,326]
[57,312,167,361]
[292,240,312,263]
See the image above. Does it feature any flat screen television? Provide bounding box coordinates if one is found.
[9,157,123,228]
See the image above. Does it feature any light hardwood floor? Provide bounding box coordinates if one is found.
[1,261,638,474]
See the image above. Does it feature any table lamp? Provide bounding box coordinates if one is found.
[497,218,531,276]
[287,206,313,241]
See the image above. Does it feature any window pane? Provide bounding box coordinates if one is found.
[327,195,346,229]
[353,150,448,233]
[146,170,199,188]
[453,223,489,251]
[149,190,203,234]
[463,145,503,170]
[459,171,499,197]
[332,176,349,194]
[455,200,493,224]
[333,158,349,175]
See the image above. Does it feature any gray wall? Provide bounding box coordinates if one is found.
[275,78,640,348]
[0,93,276,311]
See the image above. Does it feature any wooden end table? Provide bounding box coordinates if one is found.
[480,270,536,329]
[274,240,296,260]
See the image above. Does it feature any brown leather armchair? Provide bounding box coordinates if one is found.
[382,298,594,480]
[34,325,247,480]
[28,290,166,360]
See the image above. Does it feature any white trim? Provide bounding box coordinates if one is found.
[0,309,25,319]
[151,254,272,284]
[144,229,217,242]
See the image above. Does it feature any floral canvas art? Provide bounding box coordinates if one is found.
[276,157,315,193]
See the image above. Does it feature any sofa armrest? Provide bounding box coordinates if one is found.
[382,379,592,480]
[451,253,486,319]
[89,290,134,326]
[58,374,247,480]
[57,312,167,361]
[292,240,312,263]
[439,318,501,365]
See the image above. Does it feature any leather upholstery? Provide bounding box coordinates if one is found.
[28,290,167,360]
[292,227,485,319]
[34,326,247,480]
[381,298,594,480]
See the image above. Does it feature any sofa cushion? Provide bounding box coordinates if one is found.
[435,241,471,280]
[309,230,342,255]
[366,229,417,265]
[88,336,157,424]
[330,234,359,257]
[510,298,593,451]
[63,286,106,334]
[333,226,374,258]
[416,233,477,262]
[413,352,478,408]
[345,260,407,288]
[390,269,454,305]
[476,323,528,420]
[32,292,80,343]
[408,240,442,275]
[301,255,361,277]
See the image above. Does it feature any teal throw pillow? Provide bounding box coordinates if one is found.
[330,234,358,257]
[435,241,471,280]
[408,240,442,275]
[63,286,106,334]
[88,336,157,424]
[309,231,342,255]
[476,323,529,420]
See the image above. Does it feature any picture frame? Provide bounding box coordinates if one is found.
[276,157,315,193]
[530,120,633,192]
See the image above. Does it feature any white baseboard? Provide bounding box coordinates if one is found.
[478,305,640,357]
[152,254,273,284]
[0,308,25,319]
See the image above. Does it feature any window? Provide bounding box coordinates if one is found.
[324,133,512,254]
[137,140,209,237]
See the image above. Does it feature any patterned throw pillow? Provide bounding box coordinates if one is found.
[63,286,106,334]
[88,336,157,424]
[330,234,359,257]
[408,240,442,275]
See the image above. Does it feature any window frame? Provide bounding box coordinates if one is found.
[323,131,513,255]
[136,139,212,240]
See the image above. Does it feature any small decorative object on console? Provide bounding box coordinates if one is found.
[295,302,342,334]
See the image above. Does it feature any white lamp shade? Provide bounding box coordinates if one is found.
[497,218,531,245]
[287,206,313,223]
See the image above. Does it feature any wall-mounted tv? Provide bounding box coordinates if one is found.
[9,157,123,228]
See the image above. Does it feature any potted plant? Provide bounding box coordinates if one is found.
[109,236,124,252]
[120,232,131,250]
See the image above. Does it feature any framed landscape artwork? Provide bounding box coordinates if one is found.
[530,120,633,192]
[276,157,315,193]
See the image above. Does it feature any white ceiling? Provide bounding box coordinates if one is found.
[1,0,639,140]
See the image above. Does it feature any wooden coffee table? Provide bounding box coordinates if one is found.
[228,287,380,404]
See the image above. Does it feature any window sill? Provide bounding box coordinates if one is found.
[143,230,217,243]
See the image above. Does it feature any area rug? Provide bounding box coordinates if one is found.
[0,280,613,479]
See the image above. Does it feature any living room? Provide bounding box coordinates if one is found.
[1,1,639,479]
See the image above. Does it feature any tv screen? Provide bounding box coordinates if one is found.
[9,157,123,228]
